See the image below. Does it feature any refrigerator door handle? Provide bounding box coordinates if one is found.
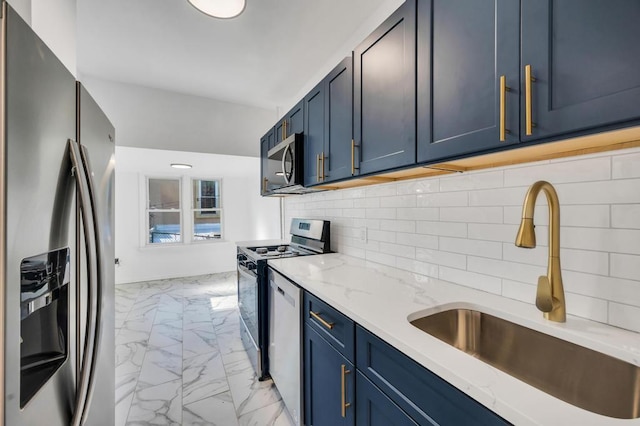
[68,139,101,426]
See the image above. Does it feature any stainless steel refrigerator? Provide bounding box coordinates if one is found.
[0,2,115,424]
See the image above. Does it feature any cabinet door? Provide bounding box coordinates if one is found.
[356,372,420,426]
[304,82,325,186]
[418,0,520,163]
[325,56,354,182]
[521,0,640,141]
[354,0,416,175]
[277,100,305,145]
[304,324,355,426]
[260,128,274,195]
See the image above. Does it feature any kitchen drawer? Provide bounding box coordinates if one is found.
[356,326,510,426]
[304,291,355,362]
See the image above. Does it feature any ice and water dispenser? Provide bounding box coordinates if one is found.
[19,248,70,407]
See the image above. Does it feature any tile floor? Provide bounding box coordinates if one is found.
[115,272,295,425]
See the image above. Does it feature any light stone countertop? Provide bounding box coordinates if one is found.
[267,253,640,426]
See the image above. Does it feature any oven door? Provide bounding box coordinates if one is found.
[237,258,259,345]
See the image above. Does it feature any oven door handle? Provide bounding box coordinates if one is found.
[238,263,257,279]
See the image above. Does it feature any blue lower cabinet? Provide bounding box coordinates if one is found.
[356,326,510,426]
[304,324,355,425]
[355,371,420,426]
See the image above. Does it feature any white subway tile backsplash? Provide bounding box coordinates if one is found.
[396,232,439,249]
[417,221,467,238]
[439,267,502,295]
[397,179,439,195]
[609,303,640,333]
[417,192,468,207]
[439,170,503,192]
[380,195,417,208]
[440,207,503,224]
[380,219,416,233]
[397,207,439,221]
[610,253,640,280]
[562,227,640,255]
[467,223,521,243]
[379,242,416,259]
[611,204,640,229]
[396,258,439,278]
[467,256,546,285]
[285,146,640,333]
[416,248,466,269]
[612,151,640,179]
[504,156,611,186]
[557,179,640,204]
[365,207,396,220]
[365,183,396,198]
[469,187,525,207]
[440,237,502,259]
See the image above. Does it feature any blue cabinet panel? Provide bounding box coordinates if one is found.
[521,0,640,141]
[325,56,354,182]
[277,100,305,146]
[304,291,355,362]
[356,371,421,426]
[260,127,274,195]
[418,0,520,163]
[354,0,416,175]
[304,324,355,425]
[356,326,510,426]
[304,82,325,186]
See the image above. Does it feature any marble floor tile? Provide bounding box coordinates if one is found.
[115,272,297,425]
[183,391,239,426]
[227,369,283,417]
[127,379,182,425]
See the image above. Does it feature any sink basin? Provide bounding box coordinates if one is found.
[410,309,640,419]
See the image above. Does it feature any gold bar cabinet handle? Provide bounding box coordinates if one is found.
[320,152,325,181]
[316,155,321,183]
[525,65,536,136]
[309,310,334,330]
[499,75,511,142]
[341,364,351,418]
[262,177,268,193]
[351,139,358,176]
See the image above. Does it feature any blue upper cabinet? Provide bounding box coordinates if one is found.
[418,0,520,163]
[521,0,640,141]
[276,100,304,146]
[354,0,416,176]
[325,56,354,183]
[260,127,274,195]
[304,81,325,186]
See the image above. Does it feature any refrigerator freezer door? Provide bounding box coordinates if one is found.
[76,83,116,426]
[3,3,78,425]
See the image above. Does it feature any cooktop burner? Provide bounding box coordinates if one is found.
[249,245,302,258]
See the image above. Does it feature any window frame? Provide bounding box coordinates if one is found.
[191,177,224,242]
[141,175,225,247]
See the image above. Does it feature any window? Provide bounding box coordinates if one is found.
[147,178,182,244]
[145,177,223,245]
[192,179,222,241]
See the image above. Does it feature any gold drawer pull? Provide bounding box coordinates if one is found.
[351,139,359,176]
[316,155,321,182]
[309,310,334,330]
[525,64,536,136]
[341,364,351,418]
[320,151,326,181]
[499,75,511,142]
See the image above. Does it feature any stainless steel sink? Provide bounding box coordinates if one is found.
[410,309,640,419]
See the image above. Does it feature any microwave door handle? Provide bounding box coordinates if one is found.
[68,139,101,426]
[282,144,293,184]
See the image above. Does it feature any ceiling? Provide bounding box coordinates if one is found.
[77,0,394,111]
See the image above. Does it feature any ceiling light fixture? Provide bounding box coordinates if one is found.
[171,163,193,169]
[187,0,246,19]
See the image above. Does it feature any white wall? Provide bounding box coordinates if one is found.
[9,0,77,75]
[285,147,640,334]
[116,146,281,284]
[82,76,276,157]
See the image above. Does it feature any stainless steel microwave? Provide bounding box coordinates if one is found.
[266,133,318,194]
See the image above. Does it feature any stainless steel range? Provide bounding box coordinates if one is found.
[236,219,330,380]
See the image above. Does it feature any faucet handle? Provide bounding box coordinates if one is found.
[535,275,554,313]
